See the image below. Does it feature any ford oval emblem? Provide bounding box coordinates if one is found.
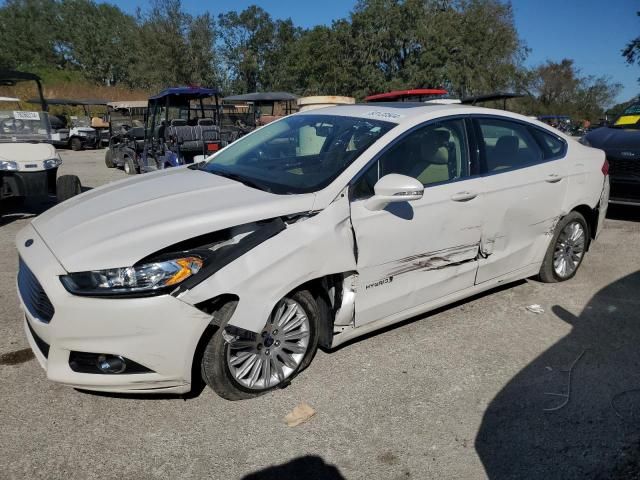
[24,239,33,247]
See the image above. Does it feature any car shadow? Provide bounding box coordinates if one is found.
[475,271,640,479]
[240,456,345,480]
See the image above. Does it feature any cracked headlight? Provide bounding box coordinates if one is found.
[60,256,203,296]
[0,160,18,171]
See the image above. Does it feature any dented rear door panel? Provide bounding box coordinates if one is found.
[476,159,568,283]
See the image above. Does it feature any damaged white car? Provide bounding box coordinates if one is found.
[17,104,609,400]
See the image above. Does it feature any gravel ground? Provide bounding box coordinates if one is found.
[1,149,639,480]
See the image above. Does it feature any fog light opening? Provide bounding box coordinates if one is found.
[96,354,127,374]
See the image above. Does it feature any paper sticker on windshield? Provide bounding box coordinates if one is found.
[364,111,404,120]
[13,111,40,120]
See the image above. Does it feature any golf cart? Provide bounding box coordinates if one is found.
[0,70,82,205]
[223,91,297,126]
[130,87,226,175]
[27,98,103,150]
[104,100,147,170]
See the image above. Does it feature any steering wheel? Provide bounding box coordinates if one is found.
[2,117,25,132]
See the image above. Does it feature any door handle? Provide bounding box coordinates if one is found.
[451,191,478,202]
[545,173,563,183]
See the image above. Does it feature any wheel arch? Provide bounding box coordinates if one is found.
[570,203,599,245]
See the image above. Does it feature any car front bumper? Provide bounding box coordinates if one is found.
[16,224,213,394]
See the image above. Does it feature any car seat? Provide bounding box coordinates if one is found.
[408,129,451,185]
[489,135,519,171]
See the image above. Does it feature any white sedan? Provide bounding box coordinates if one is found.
[16,103,609,400]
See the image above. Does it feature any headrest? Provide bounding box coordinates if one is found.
[197,118,215,126]
[170,118,187,127]
[495,135,519,152]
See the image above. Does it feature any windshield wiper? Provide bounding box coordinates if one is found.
[206,168,272,193]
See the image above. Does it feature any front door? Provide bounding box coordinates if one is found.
[350,118,484,326]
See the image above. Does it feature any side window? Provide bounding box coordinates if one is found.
[477,118,544,173]
[529,127,566,160]
[352,119,469,198]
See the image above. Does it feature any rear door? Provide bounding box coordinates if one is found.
[349,118,485,326]
[473,116,569,283]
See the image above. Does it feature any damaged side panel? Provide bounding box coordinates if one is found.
[177,195,357,334]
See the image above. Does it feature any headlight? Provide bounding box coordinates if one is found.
[43,156,62,169]
[60,256,203,296]
[0,160,18,171]
[578,136,591,147]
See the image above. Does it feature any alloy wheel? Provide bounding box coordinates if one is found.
[553,220,586,278]
[226,299,310,390]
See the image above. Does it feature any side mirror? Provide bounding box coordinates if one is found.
[365,174,424,211]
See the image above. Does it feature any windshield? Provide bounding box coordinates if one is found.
[70,115,91,128]
[198,114,395,194]
[613,103,640,129]
[110,111,144,130]
[0,110,51,143]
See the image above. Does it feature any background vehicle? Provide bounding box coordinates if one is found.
[365,88,449,103]
[297,95,356,112]
[103,101,147,172]
[0,70,82,205]
[134,87,226,174]
[17,103,608,401]
[27,98,103,150]
[581,101,640,205]
[223,91,298,126]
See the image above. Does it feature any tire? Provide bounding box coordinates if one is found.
[201,290,320,401]
[123,155,137,175]
[538,211,589,283]
[70,137,83,151]
[56,175,82,203]
[104,149,115,168]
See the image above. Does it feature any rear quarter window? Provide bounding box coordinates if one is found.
[529,127,567,160]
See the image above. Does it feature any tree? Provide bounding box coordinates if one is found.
[622,11,639,83]
[217,6,276,93]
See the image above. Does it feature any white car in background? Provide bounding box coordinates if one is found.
[17,103,609,400]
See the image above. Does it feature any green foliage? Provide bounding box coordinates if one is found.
[622,11,639,83]
[0,0,628,120]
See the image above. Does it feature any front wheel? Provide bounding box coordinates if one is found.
[201,290,320,401]
[70,137,83,151]
[56,175,82,203]
[105,149,115,168]
[123,155,138,175]
[538,211,589,283]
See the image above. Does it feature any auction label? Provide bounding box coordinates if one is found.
[13,111,40,120]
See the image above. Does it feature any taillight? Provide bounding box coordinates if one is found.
[206,143,220,152]
[601,159,609,176]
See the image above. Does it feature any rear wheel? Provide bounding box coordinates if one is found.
[104,149,115,168]
[538,211,589,283]
[56,175,82,203]
[124,155,137,175]
[201,290,320,400]
[70,137,82,151]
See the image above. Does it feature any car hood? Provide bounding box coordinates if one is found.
[31,167,316,272]
[0,142,56,163]
[585,127,640,152]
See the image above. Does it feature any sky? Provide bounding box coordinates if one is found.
[105,0,640,104]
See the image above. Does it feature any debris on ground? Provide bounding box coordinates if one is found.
[544,349,586,412]
[526,304,545,314]
[284,402,316,427]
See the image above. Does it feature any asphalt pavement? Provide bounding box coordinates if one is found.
[1,149,639,479]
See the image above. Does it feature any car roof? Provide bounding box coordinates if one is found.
[296,103,469,124]
[223,92,298,102]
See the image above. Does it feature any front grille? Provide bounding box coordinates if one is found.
[26,318,49,358]
[18,258,55,323]
[608,157,640,179]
